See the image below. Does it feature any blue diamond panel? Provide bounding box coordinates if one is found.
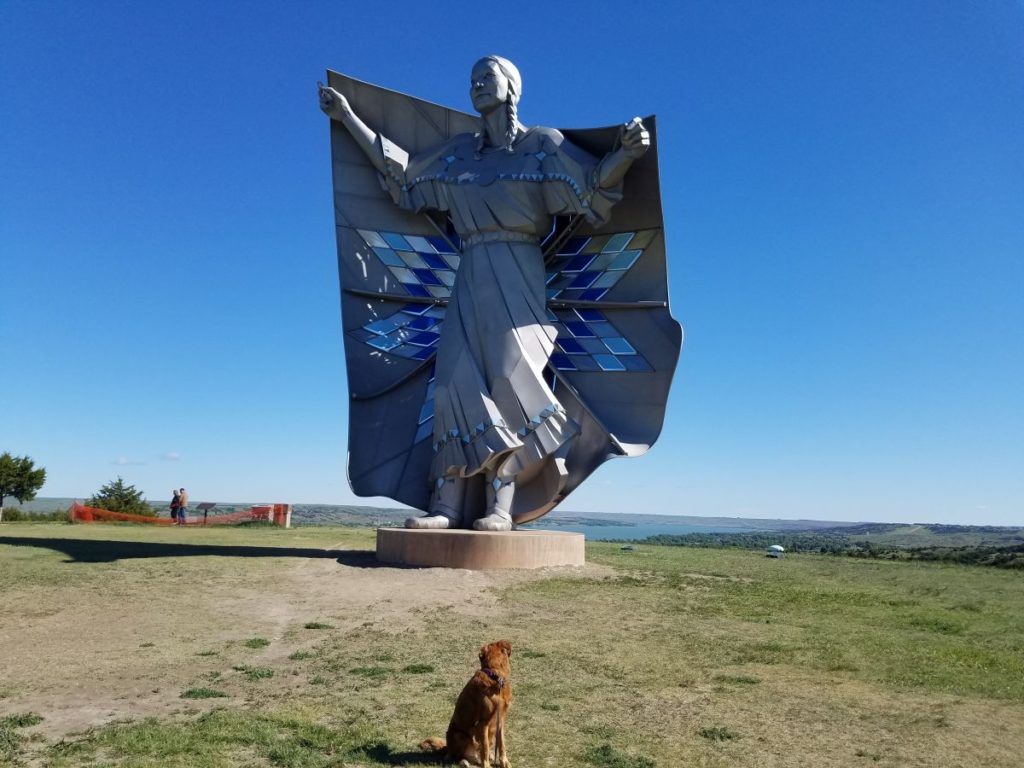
[358,229,460,298]
[413,366,436,444]
[349,303,447,361]
[547,308,652,372]
[545,229,657,301]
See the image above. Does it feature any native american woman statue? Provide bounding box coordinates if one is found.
[320,56,682,531]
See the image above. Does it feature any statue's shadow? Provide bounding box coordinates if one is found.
[0,535,399,568]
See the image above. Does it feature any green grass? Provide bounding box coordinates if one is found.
[304,622,334,630]
[699,726,740,742]
[714,674,761,685]
[233,665,274,681]
[181,688,229,699]
[2,526,1023,767]
[349,666,390,678]
[2,713,43,728]
[584,743,657,768]
[243,637,270,649]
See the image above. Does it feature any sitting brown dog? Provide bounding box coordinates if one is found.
[420,640,512,768]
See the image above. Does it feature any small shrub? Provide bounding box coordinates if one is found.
[138,642,154,648]
[521,650,547,658]
[304,622,333,630]
[310,675,330,685]
[288,651,313,661]
[402,663,434,674]
[583,743,656,768]
[699,726,739,741]
[0,508,68,522]
[87,477,156,516]
[196,650,218,656]
[540,702,561,711]
[181,688,228,699]
[244,638,270,649]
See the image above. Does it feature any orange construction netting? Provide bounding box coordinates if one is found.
[69,501,292,526]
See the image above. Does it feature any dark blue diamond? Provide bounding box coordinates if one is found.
[409,331,441,347]
[557,237,590,256]
[406,315,438,331]
[563,321,595,338]
[420,253,449,270]
[550,353,576,371]
[426,236,456,254]
[563,255,596,273]
[412,268,443,286]
[575,308,605,322]
[569,271,601,289]
[558,338,587,354]
[405,284,431,298]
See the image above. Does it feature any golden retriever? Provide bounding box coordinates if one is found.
[420,640,512,768]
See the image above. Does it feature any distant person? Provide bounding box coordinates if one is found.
[178,487,189,525]
[170,489,181,523]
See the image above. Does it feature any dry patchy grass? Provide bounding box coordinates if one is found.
[1,524,1022,766]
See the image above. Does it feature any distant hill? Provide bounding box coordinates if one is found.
[9,498,1020,545]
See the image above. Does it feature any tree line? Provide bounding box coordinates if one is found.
[636,532,1024,569]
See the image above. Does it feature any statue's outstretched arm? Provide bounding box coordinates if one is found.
[598,117,650,190]
[319,84,395,177]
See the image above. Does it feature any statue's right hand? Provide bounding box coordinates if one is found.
[318,84,350,119]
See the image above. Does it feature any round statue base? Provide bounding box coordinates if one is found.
[375,528,585,570]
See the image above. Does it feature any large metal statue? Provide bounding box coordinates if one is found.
[320,57,682,532]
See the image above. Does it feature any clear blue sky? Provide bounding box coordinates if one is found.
[2,1,1021,525]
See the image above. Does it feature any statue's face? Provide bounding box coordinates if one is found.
[469,59,509,115]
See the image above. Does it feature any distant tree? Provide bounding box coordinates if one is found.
[0,452,47,507]
[88,476,155,516]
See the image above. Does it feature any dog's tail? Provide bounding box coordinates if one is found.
[418,737,446,752]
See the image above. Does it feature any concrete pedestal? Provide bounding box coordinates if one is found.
[376,528,585,570]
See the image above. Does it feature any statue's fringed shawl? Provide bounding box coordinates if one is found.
[328,70,682,524]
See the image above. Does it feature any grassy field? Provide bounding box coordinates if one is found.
[1,523,1022,767]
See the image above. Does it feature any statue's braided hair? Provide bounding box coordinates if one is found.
[504,95,518,153]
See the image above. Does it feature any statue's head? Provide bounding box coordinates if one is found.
[470,55,522,116]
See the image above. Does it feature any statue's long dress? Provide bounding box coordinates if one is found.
[387,128,623,496]
[327,70,682,525]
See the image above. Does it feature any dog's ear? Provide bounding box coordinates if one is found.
[498,640,512,657]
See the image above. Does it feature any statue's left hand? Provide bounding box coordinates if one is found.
[621,117,650,159]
